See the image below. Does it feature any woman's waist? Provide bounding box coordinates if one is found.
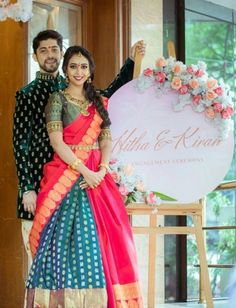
[67,143,100,151]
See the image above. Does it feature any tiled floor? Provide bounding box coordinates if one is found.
[155,300,228,307]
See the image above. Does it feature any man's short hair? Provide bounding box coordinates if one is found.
[32,30,63,53]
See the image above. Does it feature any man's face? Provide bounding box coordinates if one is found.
[33,39,63,75]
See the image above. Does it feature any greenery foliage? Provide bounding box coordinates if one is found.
[185,15,236,299]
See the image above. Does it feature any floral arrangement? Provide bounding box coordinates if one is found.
[109,159,176,205]
[0,0,32,22]
[137,57,234,139]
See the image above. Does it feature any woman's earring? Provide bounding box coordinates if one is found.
[65,75,69,84]
[87,77,92,84]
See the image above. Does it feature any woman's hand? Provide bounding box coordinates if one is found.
[22,190,37,215]
[81,169,106,189]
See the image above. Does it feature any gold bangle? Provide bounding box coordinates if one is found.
[99,163,110,172]
[70,158,82,171]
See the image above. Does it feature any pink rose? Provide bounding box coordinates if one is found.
[214,87,223,96]
[110,170,120,183]
[187,66,194,74]
[179,85,188,95]
[143,68,153,77]
[205,107,215,119]
[226,106,234,115]
[119,184,129,196]
[155,57,167,67]
[221,106,234,119]
[195,69,204,77]
[171,77,182,90]
[192,95,201,105]
[213,102,223,113]
[145,192,157,204]
[206,90,217,101]
[155,71,166,83]
[172,64,182,75]
[189,79,199,89]
[109,159,117,165]
[206,78,218,90]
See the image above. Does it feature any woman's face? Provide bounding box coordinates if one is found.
[66,53,90,87]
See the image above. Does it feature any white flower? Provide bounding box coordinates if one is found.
[0,0,32,22]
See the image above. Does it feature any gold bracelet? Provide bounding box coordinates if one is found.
[99,163,110,173]
[70,158,82,171]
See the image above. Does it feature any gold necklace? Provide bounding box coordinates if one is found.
[63,91,90,116]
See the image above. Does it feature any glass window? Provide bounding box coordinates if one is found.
[28,0,82,82]
[185,0,236,300]
[131,0,163,69]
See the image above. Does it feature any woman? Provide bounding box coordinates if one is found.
[25,46,143,308]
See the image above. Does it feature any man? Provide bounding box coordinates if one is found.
[13,29,145,269]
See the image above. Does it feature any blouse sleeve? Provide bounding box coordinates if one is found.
[98,128,112,142]
[45,92,63,133]
[98,97,112,141]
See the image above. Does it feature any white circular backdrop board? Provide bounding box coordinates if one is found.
[109,79,234,203]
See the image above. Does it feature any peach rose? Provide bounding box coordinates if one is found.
[206,90,217,101]
[155,57,167,67]
[179,85,188,95]
[192,95,201,105]
[205,107,215,119]
[172,64,182,75]
[123,164,134,176]
[155,71,166,83]
[171,77,182,90]
[189,78,199,89]
[206,78,218,90]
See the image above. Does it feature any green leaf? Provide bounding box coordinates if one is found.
[153,191,177,201]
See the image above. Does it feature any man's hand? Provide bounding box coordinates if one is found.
[22,190,37,215]
[130,40,146,60]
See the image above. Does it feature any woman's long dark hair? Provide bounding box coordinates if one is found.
[62,46,111,128]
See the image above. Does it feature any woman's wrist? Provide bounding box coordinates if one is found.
[98,163,110,173]
[69,158,82,171]
[98,168,106,177]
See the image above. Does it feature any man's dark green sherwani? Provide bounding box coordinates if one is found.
[13,58,134,220]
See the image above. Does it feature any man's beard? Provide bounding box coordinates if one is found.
[39,58,60,73]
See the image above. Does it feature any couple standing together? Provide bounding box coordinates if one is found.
[13,30,145,307]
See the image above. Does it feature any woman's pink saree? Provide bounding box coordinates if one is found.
[29,100,143,307]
